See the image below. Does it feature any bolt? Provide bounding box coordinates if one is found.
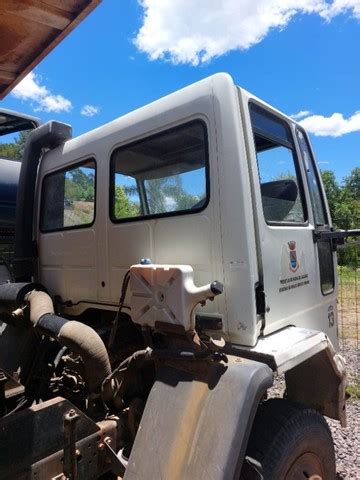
[98,442,105,451]
[104,437,112,445]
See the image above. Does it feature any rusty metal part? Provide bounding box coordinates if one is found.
[0,0,101,99]
[285,347,347,427]
[284,452,325,480]
[101,436,125,477]
[0,367,25,416]
[0,396,119,479]
[63,408,80,480]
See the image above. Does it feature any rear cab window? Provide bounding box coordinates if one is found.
[110,120,209,222]
[40,159,96,232]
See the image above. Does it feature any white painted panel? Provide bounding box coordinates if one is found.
[39,228,97,303]
[64,267,97,300]
[109,223,152,302]
[63,229,96,267]
[40,268,65,298]
[39,233,64,266]
[109,223,152,267]
[153,214,211,268]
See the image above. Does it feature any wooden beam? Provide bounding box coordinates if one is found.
[0,1,101,100]
[0,70,16,83]
[0,0,74,30]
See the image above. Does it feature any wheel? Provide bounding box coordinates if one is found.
[240,399,336,480]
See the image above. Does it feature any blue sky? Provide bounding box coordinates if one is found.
[1,0,359,182]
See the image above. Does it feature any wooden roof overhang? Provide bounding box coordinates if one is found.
[0,0,101,100]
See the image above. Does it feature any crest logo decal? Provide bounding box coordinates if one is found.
[288,240,299,272]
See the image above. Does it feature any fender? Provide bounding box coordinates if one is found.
[125,356,273,480]
[230,326,347,426]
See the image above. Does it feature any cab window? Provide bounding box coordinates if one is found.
[250,104,306,224]
[296,127,334,294]
[40,159,96,232]
[296,128,327,226]
[110,121,209,222]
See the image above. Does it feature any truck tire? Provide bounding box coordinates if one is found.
[240,398,336,480]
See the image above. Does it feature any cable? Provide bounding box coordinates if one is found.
[108,270,131,349]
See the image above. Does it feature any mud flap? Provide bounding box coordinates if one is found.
[125,356,273,480]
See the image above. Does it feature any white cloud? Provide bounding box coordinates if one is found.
[134,0,360,65]
[320,0,360,20]
[12,72,72,113]
[12,72,48,100]
[299,111,360,137]
[36,95,72,113]
[164,196,177,210]
[291,110,312,120]
[81,104,99,117]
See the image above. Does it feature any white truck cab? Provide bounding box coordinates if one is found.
[37,73,338,347]
[0,73,349,480]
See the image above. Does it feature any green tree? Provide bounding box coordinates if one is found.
[320,169,356,230]
[320,170,340,218]
[343,167,360,201]
[68,168,95,201]
[0,130,31,160]
[64,179,83,201]
[114,185,140,218]
[321,168,360,268]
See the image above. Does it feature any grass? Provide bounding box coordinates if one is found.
[346,381,360,402]
[337,265,359,346]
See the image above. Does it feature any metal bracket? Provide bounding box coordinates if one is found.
[100,436,125,477]
[313,228,360,249]
[63,409,80,480]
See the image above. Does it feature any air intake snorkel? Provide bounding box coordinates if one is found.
[13,121,72,281]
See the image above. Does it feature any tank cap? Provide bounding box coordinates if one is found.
[140,258,152,265]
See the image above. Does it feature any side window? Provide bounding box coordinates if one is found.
[250,105,306,224]
[296,128,334,294]
[296,128,327,226]
[40,159,96,232]
[110,121,208,221]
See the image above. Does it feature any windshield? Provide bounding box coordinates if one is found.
[0,110,39,161]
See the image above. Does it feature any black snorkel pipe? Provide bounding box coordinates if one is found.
[13,121,72,281]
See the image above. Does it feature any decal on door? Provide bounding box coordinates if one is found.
[288,241,299,272]
[279,240,310,293]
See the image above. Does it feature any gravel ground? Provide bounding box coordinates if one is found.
[329,344,360,480]
[268,344,360,479]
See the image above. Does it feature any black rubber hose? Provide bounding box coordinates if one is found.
[0,282,46,314]
[25,291,113,397]
[37,313,112,395]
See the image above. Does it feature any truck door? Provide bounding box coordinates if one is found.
[240,95,338,347]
